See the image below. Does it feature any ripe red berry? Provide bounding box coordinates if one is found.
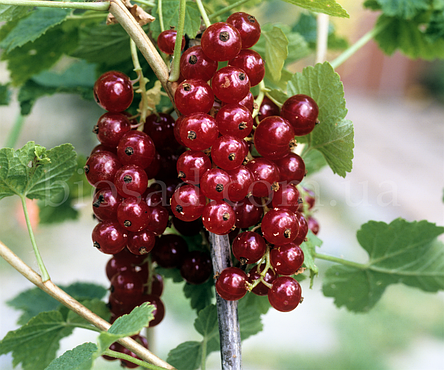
[270,242,304,275]
[94,112,131,148]
[85,151,122,189]
[116,197,150,232]
[245,157,280,198]
[180,45,218,81]
[201,22,242,61]
[92,220,128,254]
[271,182,300,212]
[216,267,248,301]
[180,251,212,285]
[211,135,248,170]
[177,150,212,185]
[157,29,185,55]
[127,229,156,255]
[229,49,265,87]
[258,96,280,121]
[200,167,231,200]
[261,208,299,245]
[232,196,263,229]
[175,79,214,115]
[226,165,253,202]
[92,186,122,221]
[273,153,306,185]
[202,200,236,235]
[232,231,266,264]
[280,94,319,136]
[152,234,189,268]
[248,264,277,296]
[178,113,219,150]
[216,103,253,139]
[226,12,261,49]
[268,276,302,312]
[117,130,156,169]
[143,113,180,155]
[93,71,133,112]
[114,164,148,197]
[171,184,206,221]
[293,212,309,245]
[254,116,295,160]
[212,66,250,104]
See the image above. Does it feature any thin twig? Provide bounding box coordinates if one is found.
[315,13,329,64]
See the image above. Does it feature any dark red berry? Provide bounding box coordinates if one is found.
[180,251,212,284]
[93,71,133,113]
[92,220,128,254]
[232,231,266,264]
[280,94,319,136]
[216,267,248,301]
[270,242,304,275]
[85,151,122,189]
[157,29,185,55]
[268,276,302,312]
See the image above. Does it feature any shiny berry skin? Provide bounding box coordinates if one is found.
[212,66,250,104]
[93,71,133,113]
[293,212,309,245]
[270,242,304,275]
[201,22,242,61]
[268,276,302,312]
[180,251,212,284]
[258,96,280,121]
[105,248,144,280]
[245,158,280,198]
[152,234,188,268]
[216,267,248,301]
[84,151,122,189]
[226,12,261,49]
[92,220,128,254]
[232,231,266,264]
[127,229,156,255]
[274,153,306,185]
[200,168,231,200]
[226,165,253,202]
[157,29,185,54]
[216,103,253,139]
[177,150,211,185]
[92,186,122,221]
[171,184,206,221]
[254,116,295,160]
[280,94,319,136]
[146,205,169,236]
[248,264,277,296]
[261,208,299,245]
[271,182,300,212]
[229,49,265,87]
[175,79,214,115]
[180,45,218,81]
[179,113,219,150]
[114,164,148,197]
[116,197,150,232]
[202,200,236,235]
[143,113,180,155]
[232,196,263,229]
[110,269,145,301]
[237,91,254,113]
[94,112,131,148]
[117,130,156,168]
[211,135,248,170]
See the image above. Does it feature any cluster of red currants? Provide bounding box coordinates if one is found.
[157,13,320,312]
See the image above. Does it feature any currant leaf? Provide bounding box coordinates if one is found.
[281,0,349,18]
[183,279,214,312]
[0,83,11,105]
[373,0,429,19]
[261,26,288,82]
[300,230,322,276]
[287,62,353,177]
[167,341,202,370]
[0,8,70,53]
[238,295,265,340]
[0,4,32,22]
[323,219,444,312]
[44,342,97,370]
[0,142,77,201]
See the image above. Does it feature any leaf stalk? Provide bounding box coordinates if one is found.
[0,0,110,10]
[168,0,186,82]
[195,0,211,28]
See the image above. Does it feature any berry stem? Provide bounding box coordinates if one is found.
[209,233,242,370]
[103,349,168,369]
[195,0,211,28]
[315,13,329,64]
[20,195,50,282]
[314,252,368,269]
[130,39,150,127]
[330,19,389,69]
[208,0,251,20]
[4,113,25,148]
[252,80,266,119]
[168,0,186,82]
[0,0,110,10]
[0,239,176,369]
[109,0,177,111]
[157,0,165,32]
[133,0,156,8]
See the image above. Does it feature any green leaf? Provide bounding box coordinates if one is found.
[374,15,444,60]
[302,147,328,175]
[0,8,70,53]
[97,303,155,353]
[287,62,353,177]
[0,142,77,201]
[375,0,429,19]
[2,26,78,86]
[167,341,202,370]
[300,230,321,275]
[238,295,265,340]
[66,299,110,325]
[150,0,202,40]
[0,4,32,22]
[363,0,382,10]
[0,83,11,105]
[70,23,130,66]
[425,10,444,42]
[261,26,288,82]
[0,311,74,370]
[45,342,97,370]
[281,0,349,18]
[193,304,218,338]
[323,219,444,312]
[183,279,214,312]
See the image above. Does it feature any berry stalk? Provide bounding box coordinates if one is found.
[168,0,187,82]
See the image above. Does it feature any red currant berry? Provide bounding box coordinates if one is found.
[144,151,161,179]
[261,208,299,245]
[110,270,145,302]
[141,294,165,327]
[212,66,250,104]
[127,229,156,255]
[271,182,300,212]
[293,212,309,245]
[157,29,185,55]
[84,151,122,189]
[216,103,253,139]
[117,130,156,169]
[114,164,148,197]
[92,220,128,254]
[200,167,231,200]
[179,113,219,150]
[94,112,131,148]
[211,135,248,170]
[216,267,248,301]
[145,273,164,296]
[232,231,266,264]
[93,71,133,113]
[226,12,261,49]
[175,79,214,116]
[245,157,280,198]
[229,49,265,87]
[274,153,306,185]
[280,94,319,136]
[236,91,254,113]
[177,150,211,185]
[270,242,304,275]
[232,196,263,229]
[152,234,188,268]
[202,200,236,235]
[226,165,253,202]
[201,22,242,61]
[116,196,150,232]
[143,113,180,155]
[180,45,218,81]
[146,205,169,236]
[105,248,144,280]
[258,96,280,122]
[180,251,212,284]
[254,116,295,160]
[171,184,206,221]
[308,216,320,235]
[268,276,302,312]
[92,186,122,221]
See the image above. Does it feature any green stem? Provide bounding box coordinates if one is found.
[158,0,165,32]
[330,21,388,69]
[168,0,186,82]
[4,113,25,148]
[0,0,110,11]
[195,0,211,28]
[252,81,266,119]
[67,323,103,333]
[314,252,367,270]
[201,339,207,370]
[130,39,149,126]
[208,0,250,20]
[104,350,168,370]
[133,0,155,7]
[20,195,50,282]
